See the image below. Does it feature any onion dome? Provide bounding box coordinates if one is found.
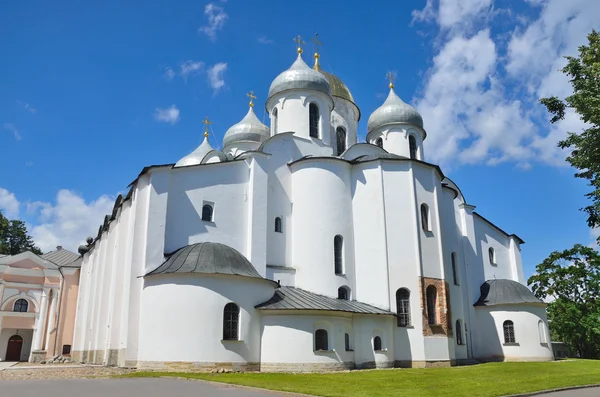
[313,57,354,103]
[268,53,331,100]
[367,85,423,133]
[175,117,215,167]
[223,94,270,147]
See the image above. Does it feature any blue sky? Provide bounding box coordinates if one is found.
[0,0,598,279]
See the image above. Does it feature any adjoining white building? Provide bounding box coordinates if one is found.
[71,39,553,371]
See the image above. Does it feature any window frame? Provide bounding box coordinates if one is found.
[396,288,411,327]
[336,127,347,156]
[274,217,283,233]
[309,103,320,138]
[344,333,352,351]
[489,247,496,265]
[222,302,240,341]
[409,135,418,159]
[338,286,350,300]
[334,235,344,275]
[375,137,383,148]
[272,107,278,135]
[420,204,430,232]
[373,336,383,351]
[503,320,516,344]
[426,286,438,325]
[456,320,464,345]
[314,329,328,351]
[201,202,214,222]
[13,298,28,313]
[451,252,459,286]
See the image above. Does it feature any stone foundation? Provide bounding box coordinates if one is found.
[261,361,355,372]
[29,350,47,363]
[137,361,260,372]
[356,361,394,370]
[106,349,119,366]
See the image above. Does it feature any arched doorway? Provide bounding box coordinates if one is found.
[6,335,23,361]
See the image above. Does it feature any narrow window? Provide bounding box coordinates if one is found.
[272,108,278,135]
[345,333,351,351]
[334,235,343,275]
[420,204,430,232]
[489,247,496,264]
[202,204,214,222]
[309,103,319,138]
[223,303,240,340]
[338,286,350,300]
[373,336,382,351]
[13,299,28,313]
[409,135,417,159]
[426,286,437,325]
[503,320,515,343]
[456,320,463,345]
[275,217,282,233]
[62,345,72,355]
[396,288,411,327]
[315,329,328,351]
[451,252,459,286]
[538,320,547,344]
[375,137,383,148]
[336,127,346,155]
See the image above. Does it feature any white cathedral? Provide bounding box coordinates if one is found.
[71,38,554,371]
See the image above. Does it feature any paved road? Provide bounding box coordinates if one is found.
[0,378,290,397]
[538,388,600,396]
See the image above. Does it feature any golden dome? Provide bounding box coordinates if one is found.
[313,59,354,103]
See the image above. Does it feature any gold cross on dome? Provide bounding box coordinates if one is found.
[386,72,396,89]
[293,35,305,54]
[311,33,322,55]
[246,91,257,108]
[202,116,212,137]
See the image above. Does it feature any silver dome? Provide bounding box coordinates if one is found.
[175,136,214,167]
[367,88,423,132]
[268,54,331,100]
[223,106,270,147]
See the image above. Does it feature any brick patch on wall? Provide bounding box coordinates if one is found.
[419,277,453,337]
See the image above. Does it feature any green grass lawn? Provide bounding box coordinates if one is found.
[120,360,600,397]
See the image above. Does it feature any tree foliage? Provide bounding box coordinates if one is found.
[540,30,600,242]
[0,211,43,256]
[528,244,600,358]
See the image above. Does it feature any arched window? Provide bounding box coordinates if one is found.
[345,333,351,351]
[375,137,383,148]
[274,217,282,233]
[420,204,430,232]
[538,320,547,344]
[451,252,459,286]
[373,336,382,351]
[503,320,515,343]
[409,135,418,159]
[309,103,319,138]
[336,127,346,156]
[334,235,344,275]
[396,288,411,327]
[456,320,463,345]
[202,204,213,222]
[13,299,28,313]
[223,303,240,340]
[272,107,278,135]
[489,247,496,264]
[338,286,350,300]
[315,329,328,351]
[426,286,437,325]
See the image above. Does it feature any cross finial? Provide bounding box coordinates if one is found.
[293,35,305,54]
[311,33,322,58]
[246,91,257,108]
[202,116,212,138]
[386,72,396,89]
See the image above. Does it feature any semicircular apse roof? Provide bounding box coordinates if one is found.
[474,279,543,307]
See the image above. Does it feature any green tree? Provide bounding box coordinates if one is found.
[0,211,43,256]
[540,30,600,242]
[528,244,600,358]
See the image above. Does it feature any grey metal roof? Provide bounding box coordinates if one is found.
[367,88,423,132]
[353,153,406,162]
[175,136,214,167]
[255,286,394,315]
[145,242,274,284]
[268,54,331,100]
[62,257,82,268]
[223,106,270,148]
[41,248,80,267]
[474,279,543,307]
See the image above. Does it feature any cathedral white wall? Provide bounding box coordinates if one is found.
[472,215,517,282]
[224,141,260,157]
[472,305,553,362]
[330,97,359,154]
[352,315,395,368]
[164,162,249,257]
[291,160,355,297]
[367,126,425,160]
[138,275,275,366]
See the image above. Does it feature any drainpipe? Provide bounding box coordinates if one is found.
[53,266,65,357]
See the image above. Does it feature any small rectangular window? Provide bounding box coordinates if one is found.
[202,201,214,222]
[62,345,72,355]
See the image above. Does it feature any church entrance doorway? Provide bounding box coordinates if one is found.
[6,335,23,361]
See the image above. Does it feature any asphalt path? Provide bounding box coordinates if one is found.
[0,378,291,397]
[537,388,600,396]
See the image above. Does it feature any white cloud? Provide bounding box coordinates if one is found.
[412,0,599,169]
[154,105,180,124]
[16,100,36,113]
[4,123,21,140]
[590,228,600,248]
[257,35,274,45]
[27,190,115,253]
[198,2,228,41]
[164,67,175,81]
[207,62,227,93]
[179,60,204,80]
[0,188,20,218]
